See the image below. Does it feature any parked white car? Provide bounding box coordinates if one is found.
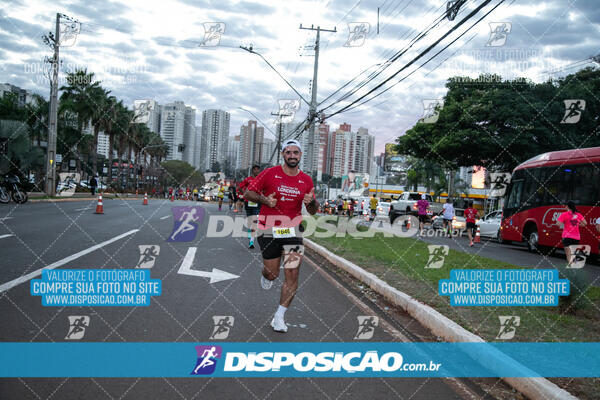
[476,210,502,240]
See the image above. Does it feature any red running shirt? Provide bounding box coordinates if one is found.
[237,176,255,200]
[247,165,314,230]
[464,208,478,223]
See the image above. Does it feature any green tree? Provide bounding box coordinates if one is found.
[0,119,44,177]
[396,69,600,172]
[161,160,200,187]
[60,69,103,174]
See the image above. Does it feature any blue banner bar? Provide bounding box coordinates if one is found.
[0,343,599,377]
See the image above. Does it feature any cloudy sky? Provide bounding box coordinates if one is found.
[1,0,599,153]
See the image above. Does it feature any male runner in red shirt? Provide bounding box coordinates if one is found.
[245,139,319,333]
[238,164,261,248]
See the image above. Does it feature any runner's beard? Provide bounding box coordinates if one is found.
[284,158,299,168]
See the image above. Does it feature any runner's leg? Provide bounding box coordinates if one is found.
[280,254,302,307]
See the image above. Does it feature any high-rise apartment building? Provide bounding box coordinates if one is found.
[199,109,230,171]
[327,123,375,177]
[182,106,196,166]
[160,101,186,161]
[133,99,161,134]
[239,120,264,170]
[227,135,240,170]
[354,127,375,175]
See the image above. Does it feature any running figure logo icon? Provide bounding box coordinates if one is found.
[567,245,590,269]
[425,245,449,269]
[344,22,370,47]
[496,316,520,339]
[282,244,304,269]
[422,99,444,123]
[168,207,205,242]
[278,99,301,123]
[210,316,234,340]
[136,245,160,268]
[354,316,379,340]
[561,100,586,124]
[59,21,80,47]
[65,316,90,340]
[486,22,511,47]
[191,345,222,375]
[200,22,225,47]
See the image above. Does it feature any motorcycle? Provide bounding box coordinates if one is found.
[1,174,28,204]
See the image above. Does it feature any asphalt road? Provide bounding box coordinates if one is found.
[366,218,600,287]
[0,199,497,400]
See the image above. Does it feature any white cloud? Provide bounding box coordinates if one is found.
[1,0,599,154]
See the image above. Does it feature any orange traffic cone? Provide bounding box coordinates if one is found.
[95,194,104,214]
[143,193,148,205]
[474,226,481,243]
[406,217,411,229]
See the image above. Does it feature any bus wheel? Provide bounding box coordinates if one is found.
[497,229,511,245]
[526,229,539,253]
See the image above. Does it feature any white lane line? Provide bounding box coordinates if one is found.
[160,215,170,220]
[0,229,139,293]
[0,234,14,240]
[75,207,93,211]
[0,217,13,221]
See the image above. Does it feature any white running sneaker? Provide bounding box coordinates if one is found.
[260,275,273,290]
[271,315,288,333]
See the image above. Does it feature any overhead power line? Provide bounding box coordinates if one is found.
[322,0,500,119]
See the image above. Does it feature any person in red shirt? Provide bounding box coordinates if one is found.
[464,200,479,247]
[245,139,319,333]
[557,201,587,264]
[238,164,261,249]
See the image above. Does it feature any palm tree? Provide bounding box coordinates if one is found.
[115,108,136,190]
[104,96,127,188]
[24,94,49,147]
[60,69,102,174]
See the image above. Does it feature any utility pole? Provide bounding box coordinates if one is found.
[299,24,336,177]
[270,112,293,164]
[45,13,60,196]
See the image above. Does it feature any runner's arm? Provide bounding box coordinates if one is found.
[244,190,269,205]
[305,198,319,215]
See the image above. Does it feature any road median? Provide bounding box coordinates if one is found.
[305,237,582,400]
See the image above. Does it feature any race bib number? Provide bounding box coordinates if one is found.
[248,201,258,207]
[273,227,296,238]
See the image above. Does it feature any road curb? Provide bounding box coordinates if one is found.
[304,238,577,400]
[29,196,143,203]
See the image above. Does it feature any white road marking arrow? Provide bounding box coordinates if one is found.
[177,247,239,284]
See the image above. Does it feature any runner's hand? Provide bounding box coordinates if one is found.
[303,188,315,205]
[265,192,277,208]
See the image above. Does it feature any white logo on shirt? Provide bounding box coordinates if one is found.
[298,180,304,183]
[275,175,282,178]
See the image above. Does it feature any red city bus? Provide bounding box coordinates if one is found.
[500,146,600,256]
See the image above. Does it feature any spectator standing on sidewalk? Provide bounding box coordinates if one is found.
[89,176,98,196]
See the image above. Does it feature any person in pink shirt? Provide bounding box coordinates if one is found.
[416,194,430,236]
[557,201,587,264]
